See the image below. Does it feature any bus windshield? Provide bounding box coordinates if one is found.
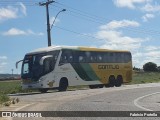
[21,50,59,81]
[21,54,45,81]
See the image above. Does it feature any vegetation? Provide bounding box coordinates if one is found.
[143,62,160,72]
[0,80,21,94]
[0,94,10,104]
[131,72,160,84]
[0,70,160,105]
[0,80,31,106]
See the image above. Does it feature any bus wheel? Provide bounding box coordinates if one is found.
[104,84,110,88]
[89,85,98,89]
[109,76,116,87]
[58,78,68,92]
[98,84,104,88]
[39,88,48,93]
[115,75,123,87]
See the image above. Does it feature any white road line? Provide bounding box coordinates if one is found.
[14,103,35,111]
[8,103,35,120]
[134,92,160,111]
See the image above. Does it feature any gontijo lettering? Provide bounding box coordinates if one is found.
[98,65,119,69]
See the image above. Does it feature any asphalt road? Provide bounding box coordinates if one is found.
[2,83,160,120]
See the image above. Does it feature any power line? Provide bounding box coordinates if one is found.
[53,25,106,41]
[50,5,106,25]
[1,1,160,36]
[53,2,160,36]
[55,2,109,22]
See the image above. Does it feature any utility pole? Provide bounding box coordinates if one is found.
[39,0,54,47]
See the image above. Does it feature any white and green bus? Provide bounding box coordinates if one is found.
[17,46,132,92]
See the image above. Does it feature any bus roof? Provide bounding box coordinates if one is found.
[26,46,130,55]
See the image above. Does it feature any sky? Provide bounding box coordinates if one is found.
[0,0,160,74]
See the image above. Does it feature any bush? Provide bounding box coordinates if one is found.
[0,94,10,104]
[143,62,157,72]
[157,66,160,72]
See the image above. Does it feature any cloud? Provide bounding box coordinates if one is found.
[0,7,18,21]
[143,49,160,66]
[96,30,143,51]
[94,19,156,68]
[0,56,7,60]
[0,2,27,22]
[140,2,160,22]
[2,28,44,36]
[113,0,159,23]
[100,20,140,30]
[145,46,160,51]
[141,3,160,12]
[0,62,7,66]
[97,20,143,50]
[113,0,151,9]
[3,28,26,36]
[19,2,27,16]
[142,13,155,22]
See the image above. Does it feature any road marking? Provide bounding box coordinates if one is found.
[7,103,35,120]
[134,92,160,111]
[14,103,35,111]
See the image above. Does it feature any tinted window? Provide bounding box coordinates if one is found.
[60,49,73,64]
[59,49,131,64]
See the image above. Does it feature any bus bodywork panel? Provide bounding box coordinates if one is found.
[21,46,132,89]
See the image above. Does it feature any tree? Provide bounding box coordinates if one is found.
[143,62,157,72]
[157,66,160,72]
[133,66,140,71]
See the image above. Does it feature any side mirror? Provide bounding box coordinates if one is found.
[16,60,23,69]
[39,55,53,65]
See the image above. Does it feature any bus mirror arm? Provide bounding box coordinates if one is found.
[39,55,53,66]
[16,60,23,69]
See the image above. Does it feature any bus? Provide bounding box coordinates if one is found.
[16,46,132,92]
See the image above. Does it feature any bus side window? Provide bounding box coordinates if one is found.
[97,55,103,63]
[79,56,85,62]
[115,53,122,63]
[68,55,73,63]
[76,51,86,63]
[103,52,109,63]
[90,55,97,62]
[124,53,131,63]
[86,51,97,63]
[61,55,68,63]
[60,50,74,64]
[44,58,51,73]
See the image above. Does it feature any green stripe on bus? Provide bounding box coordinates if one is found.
[71,63,99,81]
[80,63,100,81]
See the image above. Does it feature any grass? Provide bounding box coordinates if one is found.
[0,80,21,94]
[0,94,10,104]
[0,72,160,104]
[130,72,160,84]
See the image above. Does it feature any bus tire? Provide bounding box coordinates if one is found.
[39,88,48,93]
[104,84,110,88]
[98,84,104,88]
[109,75,116,87]
[89,85,94,89]
[58,78,68,92]
[115,75,123,87]
[89,85,98,89]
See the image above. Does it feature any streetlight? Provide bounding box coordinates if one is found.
[50,9,66,30]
